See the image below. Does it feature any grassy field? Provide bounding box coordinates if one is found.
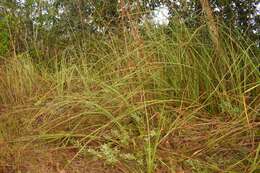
[0,24,259,173]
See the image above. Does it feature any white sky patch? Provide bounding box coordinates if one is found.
[152,5,170,26]
[17,0,25,5]
[257,2,260,15]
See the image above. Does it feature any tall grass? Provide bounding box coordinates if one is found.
[0,23,259,173]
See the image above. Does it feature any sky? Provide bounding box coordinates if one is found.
[152,5,170,25]
[257,2,260,14]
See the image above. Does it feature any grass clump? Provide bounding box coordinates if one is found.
[0,23,259,173]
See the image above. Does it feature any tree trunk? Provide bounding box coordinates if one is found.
[119,0,127,30]
[119,0,144,58]
[199,0,222,58]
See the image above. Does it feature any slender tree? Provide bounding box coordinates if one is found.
[199,0,222,58]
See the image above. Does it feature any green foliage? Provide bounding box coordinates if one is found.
[0,17,9,56]
[219,100,242,115]
[0,0,259,55]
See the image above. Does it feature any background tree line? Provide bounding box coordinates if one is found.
[0,0,259,57]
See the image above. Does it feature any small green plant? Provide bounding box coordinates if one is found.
[219,100,242,115]
[86,144,135,165]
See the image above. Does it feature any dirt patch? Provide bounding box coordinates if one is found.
[0,145,129,173]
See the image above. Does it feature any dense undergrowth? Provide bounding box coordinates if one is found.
[0,24,259,173]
